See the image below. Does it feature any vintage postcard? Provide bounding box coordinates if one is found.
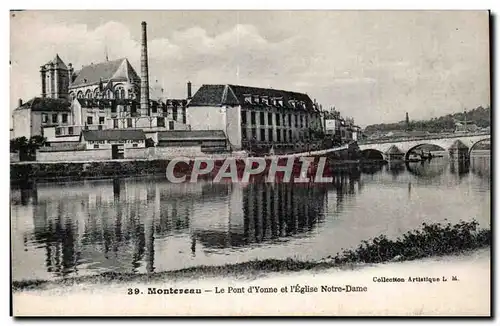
[10,10,491,316]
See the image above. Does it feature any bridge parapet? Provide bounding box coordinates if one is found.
[358,131,490,146]
[358,132,490,161]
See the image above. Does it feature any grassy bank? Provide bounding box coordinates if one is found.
[12,220,490,291]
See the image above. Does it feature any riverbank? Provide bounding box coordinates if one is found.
[12,248,490,316]
[13,220,490,291]
[10,156,381,183]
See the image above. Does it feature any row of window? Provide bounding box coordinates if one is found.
[88,140,144,144]
[242,128,310,143]
[73,87,138,100]
[93,143,140,149]
[243,95,307,110]
[242,111,310,128]
[42,113,68,124]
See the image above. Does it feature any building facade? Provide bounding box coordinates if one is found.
[12,97,72,139]
[187,84,323,151]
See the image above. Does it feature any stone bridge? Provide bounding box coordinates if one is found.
[358,132,490,160]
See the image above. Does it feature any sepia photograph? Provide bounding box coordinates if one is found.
[9,9,491,316]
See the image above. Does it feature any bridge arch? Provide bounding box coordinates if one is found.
[404,143,447,161]
[468,138,491,156]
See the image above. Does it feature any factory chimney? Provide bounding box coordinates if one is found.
[187,81,192,99]
[140,21,150,115]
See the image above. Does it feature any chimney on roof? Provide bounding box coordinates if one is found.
[140,21,150,116]
[187,81,192,99]
[18,99,22,107]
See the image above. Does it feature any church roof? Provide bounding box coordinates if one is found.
[70,58,140,88]
[44,54,68,70]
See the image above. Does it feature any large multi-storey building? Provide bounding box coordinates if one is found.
[186,84,324,151]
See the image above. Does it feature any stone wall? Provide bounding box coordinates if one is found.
[37,149,111,162]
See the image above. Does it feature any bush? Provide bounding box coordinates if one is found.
[329,220,490,264]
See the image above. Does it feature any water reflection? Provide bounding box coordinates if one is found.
[11,151,491,281]
[14,178,353,278]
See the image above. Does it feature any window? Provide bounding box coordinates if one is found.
[169,120,175,130]
[133,143,138,148]
[250,112,256,125]
[251,128,257,140]
[241,110,247,125]
[62,114,68,123]
[157,117,165,127]
[295,115,299,128]
[277,129,281,142]
[127,118,132,128]
[289,130,292,141]
[268,128,273,142]
[99,117,105,125]
[68,126,74,135]
[152,104,157,114]
[182,108,186,124]
[113,119,119,129]
[42,113,48,123]
[288,114,292,127]
[55,128,61,136]
[87,116,93,125]
[172,107,178,121]
[260,112,265,125]
[260,128,265,141]
[98,125,103,131]
[242,130,247,140]
[275,113,280,126]
[52,114,58,123]
[262,97,269,105]
[268,113,272,125]
[93,144,99,149]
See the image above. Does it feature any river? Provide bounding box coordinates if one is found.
[10,151,491,282]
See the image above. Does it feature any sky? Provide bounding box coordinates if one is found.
[10,10,490,127]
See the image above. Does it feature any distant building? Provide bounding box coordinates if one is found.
[12,97,72,139]
[455,122,479,133]
[157,130,228,153]
[80,129,146,151]
[187,84,323,151]
[321,108,359,144]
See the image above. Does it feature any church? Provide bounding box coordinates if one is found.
[12,54,190,141]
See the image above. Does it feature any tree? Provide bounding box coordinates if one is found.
[10,136,28,153]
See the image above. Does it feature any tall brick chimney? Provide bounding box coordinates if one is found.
[187,81,192,99]
[140,21,150,116]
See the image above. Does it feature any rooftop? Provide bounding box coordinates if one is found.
[70,58,140,88]
[158,130,227,141]
[42,54,68,70]
[14,97,71,112]
[188,84,315,111]
[81,129,146,141]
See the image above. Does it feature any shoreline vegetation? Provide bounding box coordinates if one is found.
[12,220,490,292]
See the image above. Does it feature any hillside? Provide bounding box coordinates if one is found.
[364,106,491,134]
